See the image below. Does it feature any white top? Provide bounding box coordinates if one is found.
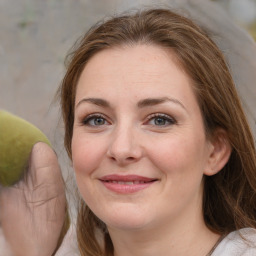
[212,228,256,255]
[55,227,256,256]
[0,225,249,255]
[55,224,80,256]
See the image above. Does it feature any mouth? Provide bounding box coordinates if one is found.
[99,175,158,194]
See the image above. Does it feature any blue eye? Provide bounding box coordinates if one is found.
[147,114,176,126]
[83,115,107,126]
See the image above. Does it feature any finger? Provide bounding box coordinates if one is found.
[0,142,67,256]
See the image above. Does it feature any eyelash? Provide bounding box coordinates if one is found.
[81,113,176,127]
[145,113,176,126]
[82,114,109,126]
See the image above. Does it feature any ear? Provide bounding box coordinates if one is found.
[204,129,232,176]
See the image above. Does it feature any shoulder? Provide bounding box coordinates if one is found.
[212,228,256,256]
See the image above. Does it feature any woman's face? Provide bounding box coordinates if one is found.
[72,45,214,231]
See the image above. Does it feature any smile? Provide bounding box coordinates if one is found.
[105,180,150,184]
[99,175,158,194]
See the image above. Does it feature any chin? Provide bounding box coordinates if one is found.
[96,206,152,231]
[106,218,150,231]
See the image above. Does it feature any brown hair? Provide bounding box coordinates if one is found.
[59,8,256,256]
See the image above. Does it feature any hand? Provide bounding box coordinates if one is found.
[0,142,67,256]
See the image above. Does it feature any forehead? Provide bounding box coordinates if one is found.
[79,44,184,81]
[75,44,196,107]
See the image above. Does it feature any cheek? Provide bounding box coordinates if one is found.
[71,136,106,205]
[147,133,208,178]
[147,136,207,210]
[71,135,105,176]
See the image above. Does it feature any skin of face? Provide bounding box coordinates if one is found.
[72,45,230,247]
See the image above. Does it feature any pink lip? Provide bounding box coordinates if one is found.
[99,175,158,194]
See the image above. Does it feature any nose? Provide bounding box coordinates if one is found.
[107,125,143,166]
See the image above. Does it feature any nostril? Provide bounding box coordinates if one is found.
[110,156,134,161]
[127,157,135,161]
[107,142,143,164]
[110,156,116,161]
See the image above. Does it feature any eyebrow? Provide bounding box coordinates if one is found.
[137,97,186,110]
[76,98,111,109]
[76,97,186,111]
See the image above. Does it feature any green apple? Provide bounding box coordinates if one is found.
[0,110,51,186]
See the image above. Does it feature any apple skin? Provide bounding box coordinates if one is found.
[0,110,51,186]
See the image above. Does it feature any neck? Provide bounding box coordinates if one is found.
[108,206,220,256]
